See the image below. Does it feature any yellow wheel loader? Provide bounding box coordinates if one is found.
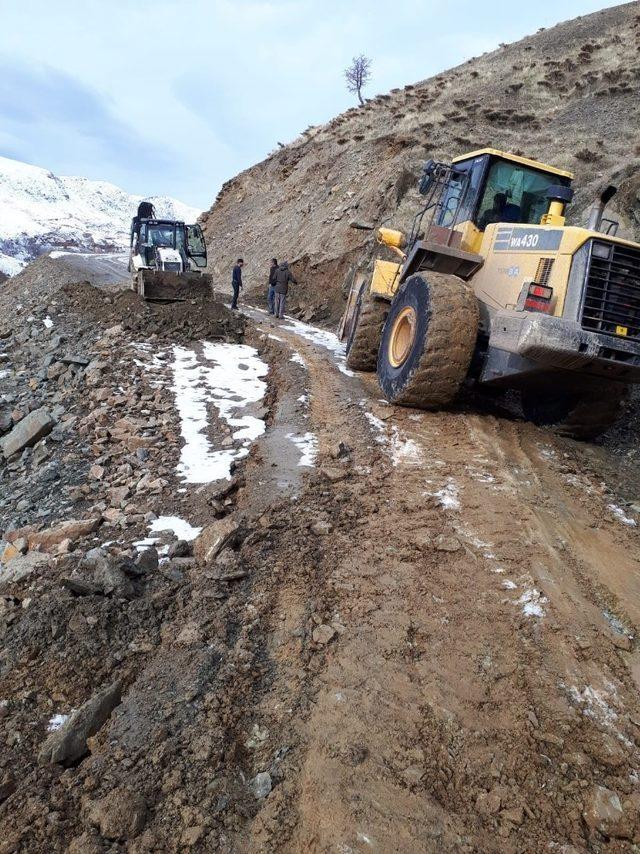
[340,148,640,439]
[129,203,212,301]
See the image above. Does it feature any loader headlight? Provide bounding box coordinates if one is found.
[592,242,612,260]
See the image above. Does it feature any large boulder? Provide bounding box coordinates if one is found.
[194,516,241,564]
[0,407,54,458]
[583,785,628,838]
[27,517,102,551]
[62,548,135,598]
[0,552,51,587]
[38,681,122,766]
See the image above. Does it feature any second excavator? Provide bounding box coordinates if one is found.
[129,201,212,301]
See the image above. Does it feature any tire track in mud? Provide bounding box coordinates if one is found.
[9,296,638,850]
[235,313,640,852]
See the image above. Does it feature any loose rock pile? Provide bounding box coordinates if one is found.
[0,281,243,552]
[0,276,275,849]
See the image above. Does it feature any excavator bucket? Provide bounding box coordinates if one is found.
[133,270,213,302]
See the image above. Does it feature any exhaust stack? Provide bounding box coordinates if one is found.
[588,185,617,232]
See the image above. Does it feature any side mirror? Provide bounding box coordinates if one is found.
[419,159,436,196]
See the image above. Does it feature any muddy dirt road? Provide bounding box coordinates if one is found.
[234,306,640,851]
[2,288,640,852]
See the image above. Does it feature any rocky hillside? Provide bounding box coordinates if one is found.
[0,156,200,277]
[202,1,640,320]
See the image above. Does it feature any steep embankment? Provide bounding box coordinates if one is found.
[202,1,640,320]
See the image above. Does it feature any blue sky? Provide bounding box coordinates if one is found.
[0,0,622,209]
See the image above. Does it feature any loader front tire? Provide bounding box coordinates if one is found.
[521,383,628,440]
[377,273,478,408]
[345,286,390,372]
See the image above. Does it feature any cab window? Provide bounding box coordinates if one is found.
[436,159,484,227]
[147,225,175,247]
[187,224,207,268]
[477,160,561,230]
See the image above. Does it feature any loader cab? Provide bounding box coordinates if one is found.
[131,219,207,270]
[435,149,573,253]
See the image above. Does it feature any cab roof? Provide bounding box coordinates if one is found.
[138,218,186,227]
[452,148,573,180]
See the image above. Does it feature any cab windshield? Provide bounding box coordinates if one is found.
[477,160,561,230]
[147,225,177,248]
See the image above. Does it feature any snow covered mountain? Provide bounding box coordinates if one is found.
[0,156,201,277]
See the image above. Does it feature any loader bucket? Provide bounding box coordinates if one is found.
[133,270,213,302]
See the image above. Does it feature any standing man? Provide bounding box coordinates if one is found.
[267,258,278,315]
[231,258,244,310]
[274,260,297,319]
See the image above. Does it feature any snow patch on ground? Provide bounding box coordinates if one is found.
[149,516,202,541]
[608,503,637,527]
[454,523,491,551]
[0,252,23,277]
[364,412,386,436]
[47,713,71,732]
[465,465,496,484]
[286,431,318,467]
[603,609,633,640]
[363,409,423,467]
[171,342,268,483]
[133,537,160,551]
[282,318,353,376]
[43,315,53,329]
[518,588,547,618]
[566,682,631,745]
[537,445,557,461]
[290,351,306,367]
[388,427,424,466]
[427,478,461,511]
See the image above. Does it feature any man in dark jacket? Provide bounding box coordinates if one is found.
[231,258,243,309]
[274,261,296,319]
[267,258,278,315]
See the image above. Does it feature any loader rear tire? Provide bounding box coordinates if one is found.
[521,382,628,440]
[345,286,389,372]
[377,273,478,408]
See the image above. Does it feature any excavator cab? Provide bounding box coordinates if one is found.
[129,205,211,301]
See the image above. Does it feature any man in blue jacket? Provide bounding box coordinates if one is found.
[231,259,243,309]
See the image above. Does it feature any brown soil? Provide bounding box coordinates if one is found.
[3,3,640,843]
[3,287,640,851]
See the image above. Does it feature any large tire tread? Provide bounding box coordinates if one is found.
[382,273,478,409]
[346,291,389,372]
